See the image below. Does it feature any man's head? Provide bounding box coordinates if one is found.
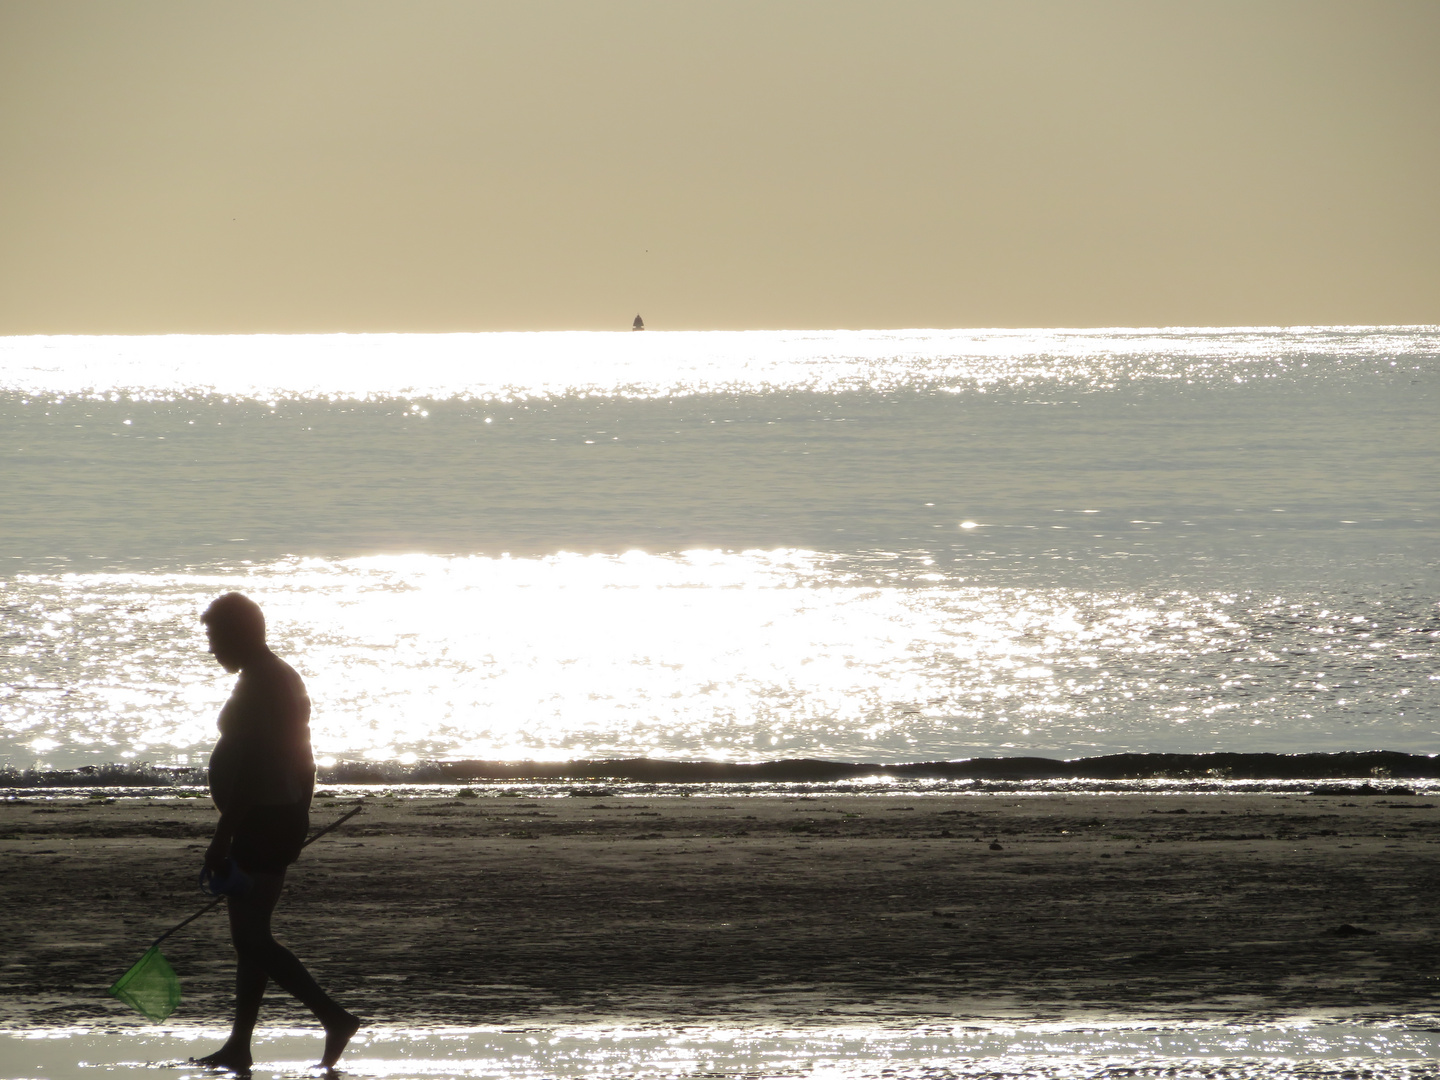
[202,592,267,672]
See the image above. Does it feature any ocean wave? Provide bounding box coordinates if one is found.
[4,751,1438,794]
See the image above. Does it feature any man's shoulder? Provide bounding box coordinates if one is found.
[237,651,309,700]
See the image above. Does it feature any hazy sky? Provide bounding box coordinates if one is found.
[2,1,1437,333]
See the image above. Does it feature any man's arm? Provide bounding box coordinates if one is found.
[205,803,250,873]
[205,730,257,873]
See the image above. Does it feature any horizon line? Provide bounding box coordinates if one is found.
[4,322,1439,341]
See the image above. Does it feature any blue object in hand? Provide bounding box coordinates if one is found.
[200,858,252,897]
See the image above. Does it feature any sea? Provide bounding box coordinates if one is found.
[2,326,1438,782]
[3,326,1440,1077]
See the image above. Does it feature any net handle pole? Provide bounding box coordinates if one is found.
[150,896,224,949]
[149,800,365,949]
[299,801,366,849]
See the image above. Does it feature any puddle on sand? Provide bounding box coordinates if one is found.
[2,1022,1439,1080]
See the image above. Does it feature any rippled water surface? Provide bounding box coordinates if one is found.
[2,328,1437,770]
[3,553,1437,768]
[3,326,1435,401]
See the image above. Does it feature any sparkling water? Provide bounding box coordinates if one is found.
[2,328,1437,771]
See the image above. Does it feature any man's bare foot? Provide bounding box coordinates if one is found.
[190,1045,253,1074]
[320,1011,361,1069]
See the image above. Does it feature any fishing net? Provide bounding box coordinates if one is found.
[108,945,181,1022]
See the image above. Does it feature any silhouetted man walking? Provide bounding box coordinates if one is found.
[193,592,358,1073]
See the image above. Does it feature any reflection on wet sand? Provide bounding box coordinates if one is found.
[5,1021,1440,1080]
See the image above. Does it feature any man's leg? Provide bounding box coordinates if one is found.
[192,876,280,1072]
[196,871,359,1071]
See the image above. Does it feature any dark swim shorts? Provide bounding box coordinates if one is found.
[230,803,309,874]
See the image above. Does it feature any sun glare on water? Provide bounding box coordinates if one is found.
[2,549,1429,770]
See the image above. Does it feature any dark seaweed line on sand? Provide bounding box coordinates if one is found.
[4,750,1439,789]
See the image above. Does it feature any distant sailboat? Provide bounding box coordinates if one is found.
[633,314,645,331]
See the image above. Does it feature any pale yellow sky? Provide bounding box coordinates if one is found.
[2,0,1437,333]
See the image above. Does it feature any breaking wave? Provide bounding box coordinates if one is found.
[4,751,1439,797]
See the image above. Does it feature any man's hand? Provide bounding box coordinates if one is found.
[205,831,233,874]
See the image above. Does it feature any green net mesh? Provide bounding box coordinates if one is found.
[108,946,181,1022]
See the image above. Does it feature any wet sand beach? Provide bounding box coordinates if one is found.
[3,792,1439,1030]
